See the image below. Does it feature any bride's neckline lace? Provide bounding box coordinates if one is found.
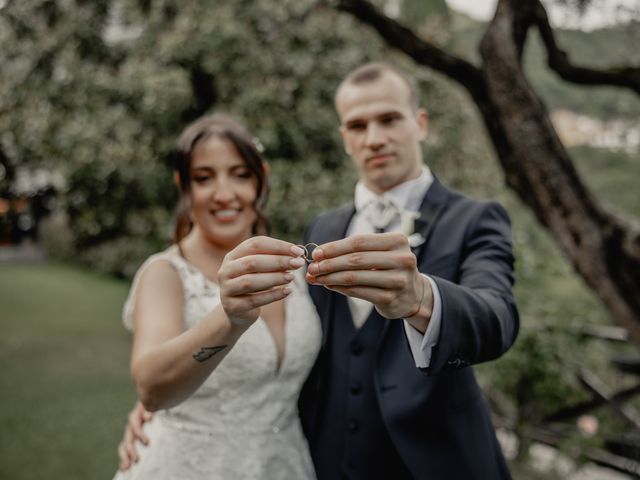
[173,244,219,286]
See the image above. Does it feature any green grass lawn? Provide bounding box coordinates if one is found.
[0,261,136,479]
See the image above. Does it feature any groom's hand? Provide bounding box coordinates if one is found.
[117,401,153,471]
[305,233,433,332]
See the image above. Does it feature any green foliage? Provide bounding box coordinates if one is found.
[396,0,450,31]
[570,145,640,216]
[267,158,357,242]
[488,326,590,420]
[2,0,481,272]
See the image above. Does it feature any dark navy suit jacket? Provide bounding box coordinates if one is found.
[298,178,519,479]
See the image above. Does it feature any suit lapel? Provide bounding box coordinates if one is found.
[411,177,450,264]
[325,203,356,243]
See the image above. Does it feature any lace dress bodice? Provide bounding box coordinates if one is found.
[114,249,322,479]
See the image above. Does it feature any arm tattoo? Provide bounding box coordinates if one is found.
[192,345,227,362]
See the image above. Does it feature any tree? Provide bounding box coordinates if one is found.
[0,0,391,274]
[332,0,640,344]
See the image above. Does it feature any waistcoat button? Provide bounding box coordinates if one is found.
[347,420,359,433]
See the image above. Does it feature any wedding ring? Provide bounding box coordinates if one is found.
[295,243,319,263]
[297,244,309,262]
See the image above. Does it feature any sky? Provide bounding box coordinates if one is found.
[445,0,639,30]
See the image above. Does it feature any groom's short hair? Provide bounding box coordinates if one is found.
[335,62,420,111]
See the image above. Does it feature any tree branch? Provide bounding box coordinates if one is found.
[543,383,640,423]
[576,367,640,429]
[332,0,483,94]
[532,0,640,95]
[529,427,640,477]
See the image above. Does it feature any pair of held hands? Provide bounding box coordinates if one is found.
[219,232,431,328]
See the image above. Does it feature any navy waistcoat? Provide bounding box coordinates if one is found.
[312,295,412,480]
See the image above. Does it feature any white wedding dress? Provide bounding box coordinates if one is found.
[113,249,321,480]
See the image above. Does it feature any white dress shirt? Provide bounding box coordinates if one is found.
[346,166,442,368]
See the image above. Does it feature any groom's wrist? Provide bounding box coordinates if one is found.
[403,275,433,334]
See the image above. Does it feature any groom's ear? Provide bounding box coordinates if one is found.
[173,171,181,188]
[416,108,428,141]
[339,125,352,156]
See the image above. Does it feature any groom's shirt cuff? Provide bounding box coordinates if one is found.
[403,275,442,369]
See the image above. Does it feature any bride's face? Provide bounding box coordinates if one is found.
[189,136,259,249]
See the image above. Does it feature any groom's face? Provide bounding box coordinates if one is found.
[336,71,427,194]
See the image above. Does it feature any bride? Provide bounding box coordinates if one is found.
[113,114,321,479]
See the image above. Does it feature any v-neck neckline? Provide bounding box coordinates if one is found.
[259,295,289,377]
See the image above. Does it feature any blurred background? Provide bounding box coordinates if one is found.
[1,0,639,478]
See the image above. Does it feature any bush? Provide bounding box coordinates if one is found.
[79,235,166,279]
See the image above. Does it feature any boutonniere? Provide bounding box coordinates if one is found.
[400,209,426,248]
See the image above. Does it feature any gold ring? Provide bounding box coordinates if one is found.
[296,243,319,263]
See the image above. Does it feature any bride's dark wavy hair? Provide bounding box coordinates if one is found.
[172,114,269,244]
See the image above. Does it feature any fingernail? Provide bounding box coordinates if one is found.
[307,263,318,275]
[290,257,305,268]
[284,272,294,281]
[283,286,292,295]
[312,248,323,260]
[290,245,305,256]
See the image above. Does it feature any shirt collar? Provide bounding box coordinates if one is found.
[354,166,434,213]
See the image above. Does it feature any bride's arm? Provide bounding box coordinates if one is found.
[131,236,305,411]
[130,259,247,411]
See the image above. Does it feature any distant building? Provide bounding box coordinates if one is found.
[551,109,640,153]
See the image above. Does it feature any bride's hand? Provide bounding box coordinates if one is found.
[218,236,306,326]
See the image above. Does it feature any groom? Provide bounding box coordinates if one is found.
[119,62,519,479]
[298,62,518,479]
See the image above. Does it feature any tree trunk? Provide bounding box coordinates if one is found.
[476,0,640,344]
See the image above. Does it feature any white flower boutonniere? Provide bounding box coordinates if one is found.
[400,209,426,248]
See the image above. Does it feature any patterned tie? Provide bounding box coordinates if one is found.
[363,196,401,233]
